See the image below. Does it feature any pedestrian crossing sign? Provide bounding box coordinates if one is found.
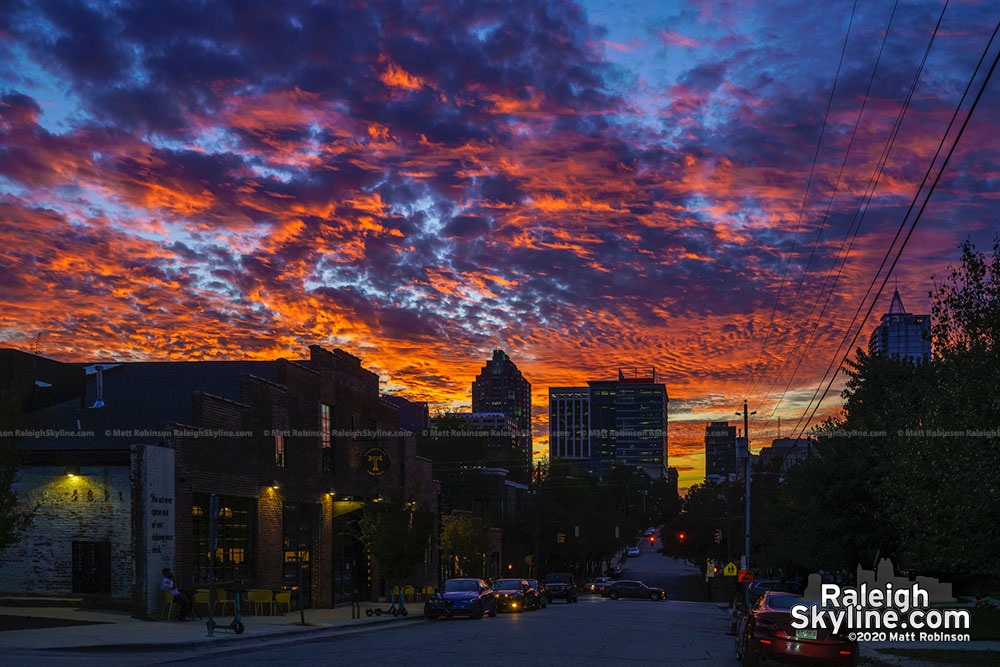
[723,562,738,577]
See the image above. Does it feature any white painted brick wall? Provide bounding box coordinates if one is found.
[0,466,133,598]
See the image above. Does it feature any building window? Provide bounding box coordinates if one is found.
[283,502,317,609]
[320,404,331,448]
[192,494,255,584]
[275,434,285,468]
[321,404,332,472]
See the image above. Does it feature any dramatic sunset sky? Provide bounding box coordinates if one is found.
[1,0,998,488]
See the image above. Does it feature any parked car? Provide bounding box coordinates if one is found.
[736,592,857,666]
[604,580,666,600]
[527,579,547,608]
[627,546,640,557]
[747,579,805,608]
[584,576,610,594]
[543,572,578,603]
[424,578,497,619]
[491,578,540,612]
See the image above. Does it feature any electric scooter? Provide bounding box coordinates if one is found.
[365,587,408,617]
[207,591,245,635]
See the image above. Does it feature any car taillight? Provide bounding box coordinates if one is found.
[756,614,790,638]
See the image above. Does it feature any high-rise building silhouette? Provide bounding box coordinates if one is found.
[704,421,737,483]
[548,368,669,479]
[472,350,532,463]
[549,387,590,461]
[611,368,669,479]
[868,289,931,363]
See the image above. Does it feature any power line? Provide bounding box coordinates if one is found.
[747,0,901,406]
[754,0,976,439]
[743,0,859,400]
[791,12,999,441]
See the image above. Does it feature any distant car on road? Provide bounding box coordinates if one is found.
[543,572,578,603]
[491,578,540,612]
[605,565,623,579]
[526,579,547,608]
[644,528,655,536]
[736,591,857,666]
[584,576,610,594]
[604,580,666,601]
[424,578,496,620]
[627,546,640,557]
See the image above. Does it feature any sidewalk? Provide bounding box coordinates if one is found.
[861,641,1000,666]
[0,601,424,651]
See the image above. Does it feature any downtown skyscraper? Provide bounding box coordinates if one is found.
[549,368,669,479]
[868,289,931,363]
[472,350,532,463]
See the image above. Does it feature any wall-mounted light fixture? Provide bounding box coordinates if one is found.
[64,466,81,477]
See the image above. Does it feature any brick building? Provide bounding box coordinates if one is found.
[0,346,439,615]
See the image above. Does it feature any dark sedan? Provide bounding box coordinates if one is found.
[492,578,540,612]
[424,578,497,620]
[526,579,547,608]
[736,592,857,666]
[747,579,805,608]
[604,580,666,600]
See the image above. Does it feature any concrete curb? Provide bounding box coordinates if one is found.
[46,616,427,653]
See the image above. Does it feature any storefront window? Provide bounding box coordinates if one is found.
[192,494,255,584]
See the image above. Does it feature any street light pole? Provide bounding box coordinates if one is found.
[737,400,755,570]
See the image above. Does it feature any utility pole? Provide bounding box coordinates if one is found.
[736,400,755,570]
[532,460,541,579]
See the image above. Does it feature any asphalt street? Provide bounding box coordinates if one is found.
[187,596,736,667]
[6,537,738,666]
[185,535,737,667]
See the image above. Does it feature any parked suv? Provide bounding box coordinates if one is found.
[543,572,578,603]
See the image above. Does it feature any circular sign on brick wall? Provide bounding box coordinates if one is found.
[363,447,390,476]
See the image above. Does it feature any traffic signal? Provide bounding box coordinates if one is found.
[678,532,686,541]
[649,535,654,544]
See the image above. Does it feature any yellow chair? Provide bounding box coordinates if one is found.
[160,590,179,620]
[274,591,291,615]
[194,589,210,616]
[403,585,415,602]
[422,585,434,602]
[215,589,236,616]
[248,589,274,615]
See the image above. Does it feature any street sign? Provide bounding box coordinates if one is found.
[723,562,738,577]
[738,570,753,583]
